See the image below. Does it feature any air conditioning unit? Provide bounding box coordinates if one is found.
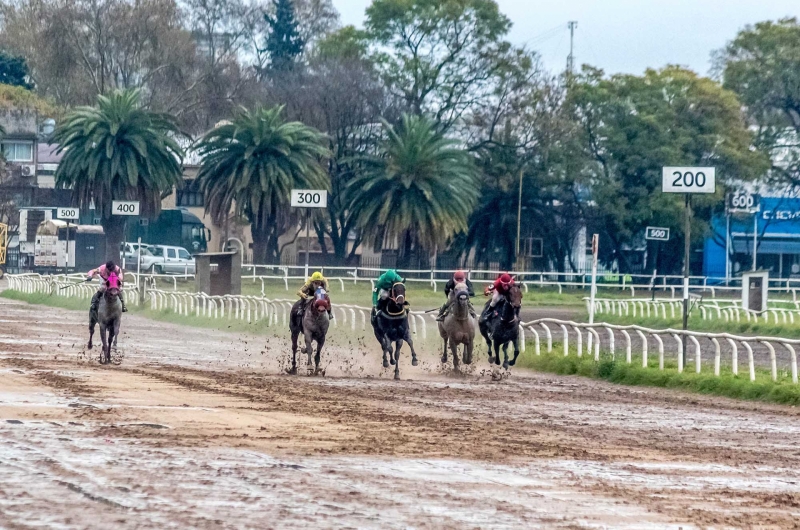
[17,164,35,177]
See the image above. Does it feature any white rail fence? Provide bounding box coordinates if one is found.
[519,318,798,384]
[8,274,800,384]
[588,297,800,325]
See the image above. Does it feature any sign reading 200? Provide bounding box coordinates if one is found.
[662,167,716,194]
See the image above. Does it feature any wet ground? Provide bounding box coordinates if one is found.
[2,293,800,528]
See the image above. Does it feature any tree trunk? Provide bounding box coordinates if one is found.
[251,225,270,265]
[103,215,126,264]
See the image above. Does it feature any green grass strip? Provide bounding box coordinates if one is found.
[517,344,800,406]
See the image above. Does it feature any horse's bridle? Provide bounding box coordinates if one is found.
[386,282,407,316]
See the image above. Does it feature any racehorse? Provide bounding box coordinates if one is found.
[438,281,475,370]
[479,284,523,369]
[372,282,418,380]
[88,273,123,364]
[289,287,331,375]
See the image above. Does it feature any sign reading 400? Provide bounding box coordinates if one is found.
[112,200,140,216]
[290,189,328,208]
[662,167,716,194]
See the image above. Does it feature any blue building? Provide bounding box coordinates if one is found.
[704,196,800,279]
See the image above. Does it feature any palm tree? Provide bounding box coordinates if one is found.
[346,114,479,266]
[54,89,184,261]
[195,106,328,263]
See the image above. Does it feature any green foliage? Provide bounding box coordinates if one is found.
[346,114,479,256]
[0,83,59,116]
[570,66,769,272]
[313,26,370,62]
[365,0,512,128]
[195,106,328,263]
[720,18,800,185]
[519,347,800,406]
[263,0,305,71]
[53,89,184,260]
[0,52,33,90]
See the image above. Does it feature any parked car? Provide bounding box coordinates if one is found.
[120,242,152,262]
[141,245,196,275]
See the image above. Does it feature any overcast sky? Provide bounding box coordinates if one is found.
[333,0,799,77]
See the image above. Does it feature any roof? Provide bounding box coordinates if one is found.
[37,143,62,164]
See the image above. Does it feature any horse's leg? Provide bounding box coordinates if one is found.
[290,331,299,374]
[315,334,325,375]
[465,339,474,365]
[493,339,501,366]
[106,320,117,364]
[502,342,510,370]
[113,317,121,350]
[304,330,314,369]
[99,325,108,364]
[393,340,402,380]
[451,339,460,370]
[87,312,96,350]
[381,336,390,368]
[403,327,419,367]
[509,335,520,367]
[441,336,448,364]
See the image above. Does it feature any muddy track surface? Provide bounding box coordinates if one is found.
[2,296,800,528]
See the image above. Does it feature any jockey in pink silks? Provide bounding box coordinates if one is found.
[87,260,128,313]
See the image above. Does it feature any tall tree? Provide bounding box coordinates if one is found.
[718,18,800,186]
[195,106,328,263]
[346,114,479,266]
[570,66,769,273]
[263,0,304,72]
[0,52,33,90]
[53,89,184,261]
[364,0,512,131]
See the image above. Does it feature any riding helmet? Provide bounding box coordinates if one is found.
[499,273,512,285]
[454,270,466,281]
[311,271,324,281]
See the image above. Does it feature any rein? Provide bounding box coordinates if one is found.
[378,308,408,320]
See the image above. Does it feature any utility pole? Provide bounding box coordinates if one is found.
[515,167,523,264]
[567,21,578,76]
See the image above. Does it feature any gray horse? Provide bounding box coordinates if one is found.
[289,287,331,375]
[437,282,476,369]
[87,275,123,364]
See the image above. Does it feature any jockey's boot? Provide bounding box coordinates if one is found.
[121,298,129,312]
[435,302,449,321]
[328,309,334,320]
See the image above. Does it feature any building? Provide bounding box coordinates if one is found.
[704,195,800,280]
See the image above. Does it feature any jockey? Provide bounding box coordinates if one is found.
[372,269,405,312]
[297,271,333,320]
[480,272,515,322]
[436,270,475,321]
[87,260,128,313]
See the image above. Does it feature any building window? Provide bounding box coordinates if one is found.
[175,181,205,208]
[2,141,33,162]
[521,237,543,258]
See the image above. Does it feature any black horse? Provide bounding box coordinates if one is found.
[479,284,523,369]
[371,282,419,380]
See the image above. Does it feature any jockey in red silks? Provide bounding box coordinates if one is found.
[480,272,515,322]
[87,260,128,313]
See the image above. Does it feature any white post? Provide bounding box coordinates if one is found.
[725,212,730,284]
[752,212,757,271]
[589,234,599,324]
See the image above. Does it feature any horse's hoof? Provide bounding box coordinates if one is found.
[412,358,419,367]
[383,360,389,368]
[487,356,494,364]
[440,355,447,363]
[508,359,516,367]
[503,361,510,369]
[390,358,396,366]
[287,366,297,375]
[87,343,93,350]
[394,373,400,381]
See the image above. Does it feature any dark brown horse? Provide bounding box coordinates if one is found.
[479,284,523,369]
[88,274,123,364]
[371,282,418,380]
[289,287,331,375]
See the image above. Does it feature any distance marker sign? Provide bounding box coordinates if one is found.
[645,226,670,241]
[662,167,716,194]
[112,200,140,216]
[290,189,327,208]
[57,207,80,220]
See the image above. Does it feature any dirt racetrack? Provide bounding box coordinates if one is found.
[2,293,800,528]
